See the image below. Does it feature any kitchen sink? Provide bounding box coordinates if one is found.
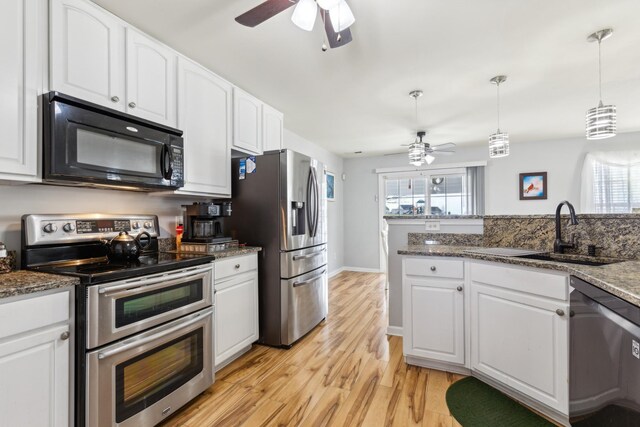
[515,253,621,267]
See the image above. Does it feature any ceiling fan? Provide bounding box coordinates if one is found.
[405,90,456,166]
[235,0,355,50]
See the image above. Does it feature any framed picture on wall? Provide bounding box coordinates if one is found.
[519,172,548,200]
[326,171,335,201]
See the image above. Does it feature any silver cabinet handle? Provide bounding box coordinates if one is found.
[293,270,326,288]
[556,309,565,316]
[60,331,70,340]
[128,102,136,108]
[430,266,436,272]
[97,308,212,360]
[235,264,241,269]
[292,248,326,261]
[456,286,463,292]
[111,96,120,103]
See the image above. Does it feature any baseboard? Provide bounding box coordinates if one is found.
[342,266,384,273]
[329,267,346,278]
[405,356,471,376]
[386,326,403,336]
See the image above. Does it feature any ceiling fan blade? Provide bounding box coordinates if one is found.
[431,142,456,151]
[321,11,352,48]
[235,0,298,27]
[430,150,456,155]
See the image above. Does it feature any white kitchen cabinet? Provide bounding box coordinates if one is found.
[214,254,259,368]
[469,262,569,414]
[0,289,72,427]
[125,28,176,126]
[233,88,263,155]
[0,0,45,182]
[262,103,284,152]
[175,57,232,197]
[403,258,465,366]
[50,0,125,110]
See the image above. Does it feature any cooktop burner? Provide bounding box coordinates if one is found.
[32,252,214,284]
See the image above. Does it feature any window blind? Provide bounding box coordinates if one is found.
[581,151,640,213]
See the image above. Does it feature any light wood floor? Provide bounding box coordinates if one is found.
[161,271,465,427]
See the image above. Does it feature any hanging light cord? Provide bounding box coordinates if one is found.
[415,96,419,141]
[598,38,603,105]
[496,82,501,132]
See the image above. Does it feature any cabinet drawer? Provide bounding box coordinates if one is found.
[404,258,464,279]
[0,290,71,338]
[215,254,257,281]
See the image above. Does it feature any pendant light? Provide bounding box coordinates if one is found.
[488,75,510,158]
[586,28,616,140]
[291,0,317,31]
[408,91,426,166]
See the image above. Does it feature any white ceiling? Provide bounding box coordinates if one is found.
[93,0,640,157]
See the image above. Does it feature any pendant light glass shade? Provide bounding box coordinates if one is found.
[488,131,510,158]
[425,154,435,165]
[291,0,317,31]
[586,29,616,140]
[329,1,355,32]
[408,141,425,166]
[317,0,341,10]
[586,102,617,139]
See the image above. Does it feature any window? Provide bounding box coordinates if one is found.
[384,167,484,216]
[581,151,640,213]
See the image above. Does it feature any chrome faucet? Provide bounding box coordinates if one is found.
[554,201,579,253]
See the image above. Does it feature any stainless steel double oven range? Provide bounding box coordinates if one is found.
[22,214,215,427]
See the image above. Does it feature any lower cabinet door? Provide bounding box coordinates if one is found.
[403,278,465,365]
[470,282,569,413]
[214,271,258,367]
[0,324,70,426]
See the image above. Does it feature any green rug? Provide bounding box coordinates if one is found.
[445,377,555,426]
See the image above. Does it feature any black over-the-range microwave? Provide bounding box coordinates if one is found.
[43,91,184,191]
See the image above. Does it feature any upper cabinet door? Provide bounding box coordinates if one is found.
[262,103,284,152]
[50,0,125,110]
[0,0,42,181]
[233,88,263,155]
[125,28,177,127]
[177,57,232,196]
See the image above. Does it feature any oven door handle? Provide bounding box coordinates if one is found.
[97,266,211,295]
[97,308,213,360]
[98,271,210,299]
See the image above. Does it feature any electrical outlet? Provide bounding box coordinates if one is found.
[633,340,639,359]
[425,220,440,231]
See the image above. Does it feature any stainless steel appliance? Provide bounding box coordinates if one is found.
[21,214,215,427]
[570,276,640,425]
[43,91,184,191]
[227,149,328,347]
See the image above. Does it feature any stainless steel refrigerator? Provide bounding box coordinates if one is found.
[227,150,328,347]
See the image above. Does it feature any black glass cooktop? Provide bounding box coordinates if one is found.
[33,252,215,284]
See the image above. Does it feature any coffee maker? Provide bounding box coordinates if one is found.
[182,202,232,243]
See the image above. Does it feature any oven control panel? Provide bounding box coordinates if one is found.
[23,214,160,246]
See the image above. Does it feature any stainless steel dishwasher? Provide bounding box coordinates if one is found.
[569,276,640,426]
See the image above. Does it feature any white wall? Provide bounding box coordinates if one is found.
[283,129,345,275]
[0,184,194,265]
[343,131,640,269]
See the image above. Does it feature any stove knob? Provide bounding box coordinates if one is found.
[43,223,58,233]
[63,223,75,233]
[143,221,152,229]
[131,222,140,230]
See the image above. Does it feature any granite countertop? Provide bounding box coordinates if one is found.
[167,246,262,259]
[384,215,484,220]
[0,270,79,300]
[398,244,640,307]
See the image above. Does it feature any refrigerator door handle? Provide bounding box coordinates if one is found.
[313,167,320,237]
[293,269,327,287]
[306,168,314,236]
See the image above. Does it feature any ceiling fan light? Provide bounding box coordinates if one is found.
[488,132,510,158]
[329,1,355,32]
[586,103,616,139]
[317,0,341,11]
[408,141,425,166]
[291,0,317,31]
[425,154,436,165]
